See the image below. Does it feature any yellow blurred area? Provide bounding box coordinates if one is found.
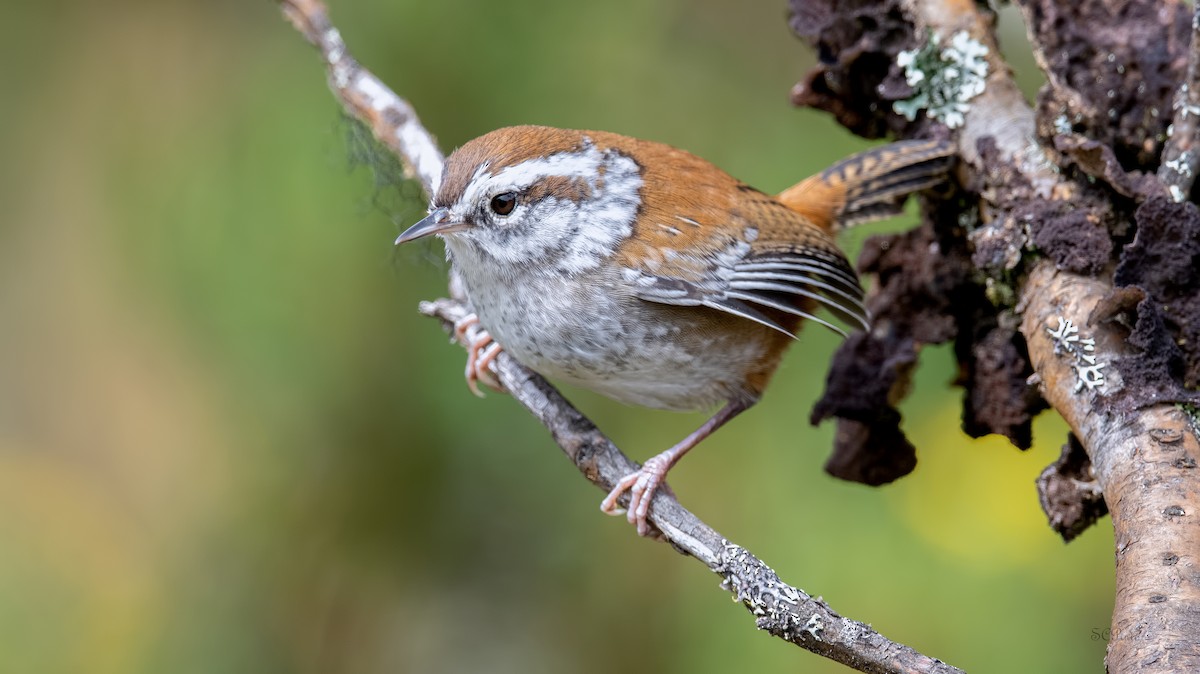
[902,404,1066,569]
[0,1,1111,672]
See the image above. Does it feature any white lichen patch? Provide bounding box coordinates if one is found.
[803,614,824,641]
[894,30,989,129]
[1163,156,1192,178]
[1172,84,1200,120]
[720,541,815,641]
[1046,316,1107,392]
[1163,155,1193,202]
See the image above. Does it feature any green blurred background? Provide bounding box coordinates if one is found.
[0,1,1114,672]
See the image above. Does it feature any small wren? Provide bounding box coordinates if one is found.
[397,126,955,535]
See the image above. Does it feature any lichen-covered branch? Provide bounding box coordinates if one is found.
[791,0,1200,671]
[278,1,965,671]
[1020,264,1200,674]
[921,0,1200,669]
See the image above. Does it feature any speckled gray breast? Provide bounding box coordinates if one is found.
[448,242,768,412]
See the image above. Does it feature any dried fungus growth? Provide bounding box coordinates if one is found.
[791,0,1200,670]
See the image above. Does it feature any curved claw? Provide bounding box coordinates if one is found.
[600,454,673,537]
[474,342,503,389]
[453,314,479,342]
[456,313,505,397]
[463,331,492,398]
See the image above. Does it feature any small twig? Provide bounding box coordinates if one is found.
[278,2,966,670]
[1158,2,1200,201]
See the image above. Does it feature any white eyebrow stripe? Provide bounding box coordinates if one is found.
[460,139,604,208]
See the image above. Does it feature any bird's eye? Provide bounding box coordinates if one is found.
[489,192,517,216]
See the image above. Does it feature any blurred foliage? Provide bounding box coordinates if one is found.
[0,1,1108,673]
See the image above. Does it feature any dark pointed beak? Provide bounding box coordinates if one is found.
[395,207,467,245]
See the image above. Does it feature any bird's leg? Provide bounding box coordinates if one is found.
[600,400,749,536]
[454,313,505,396]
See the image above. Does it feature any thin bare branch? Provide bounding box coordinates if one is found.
[278,1,965,671]
[1159,3,1200,201]
[279,0,443,197]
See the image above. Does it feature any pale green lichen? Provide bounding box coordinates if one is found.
[894,30,989,129]
[1179,402,1200,435]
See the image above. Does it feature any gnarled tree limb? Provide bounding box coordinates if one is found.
[949,0,1200,668]
[277,0,964,672]
[796,0,1200,670]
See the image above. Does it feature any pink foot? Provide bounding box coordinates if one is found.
[597,401,749,538]
[600,453,675,537]
[454,314,505,396]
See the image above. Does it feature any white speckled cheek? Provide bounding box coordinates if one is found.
[558,152,641,275]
